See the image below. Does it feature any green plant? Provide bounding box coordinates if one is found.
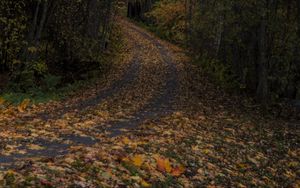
[42,74,61,91]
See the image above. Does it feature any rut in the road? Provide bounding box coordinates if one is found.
[104,24,179,137]
[0,33,143,168]
[21,35,142,122]
[0,21,179,169]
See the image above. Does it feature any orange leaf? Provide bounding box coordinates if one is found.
[171,165,185,177]
[0,97,5,105]
[18,99,30,112]
[156,157,172,173]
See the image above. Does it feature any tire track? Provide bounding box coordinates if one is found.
[22,59,140,122]
[102,23,179,137]
[0,21,179,169]
[0,33,143,168]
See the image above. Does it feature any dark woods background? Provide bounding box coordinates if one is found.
[0,0,117,92]
[0,0,299,107]
[128,0,300,105]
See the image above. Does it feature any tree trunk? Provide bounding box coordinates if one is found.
[87,0,100,39]
[215,14,224,57]
[101,0,113,49]
[127,1,133,18]
[297,0,300,39]
[28,1,41,43]
[185,0,194,48]
[127,0,154,19]
[35,0,48,44]
[256,3,268,103]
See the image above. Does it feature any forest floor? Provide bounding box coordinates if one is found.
[0,19,299,187]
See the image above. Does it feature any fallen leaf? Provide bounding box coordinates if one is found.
[171,165,185,177]
[18,99,30,112]
[237,163,249,169]
[288,161,299,168]
[122,157,130,163]
[141,180,151,187]
[247,157,260,167]
[203,149,211,154]
[0,97,5,105]
[17,150,27,155]
[156,157,172,173]
[112,145,123,150]
[6,170,15,175]
[122,137,130,144]
[65,157,75,164]
[132,154,145,167]
[28,144,44,150]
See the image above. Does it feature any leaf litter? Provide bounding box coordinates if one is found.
[0,19,299,187]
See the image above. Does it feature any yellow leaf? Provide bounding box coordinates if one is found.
[122,157,130,163]
[165,160,172,173]
[132,155,144,167]
[141,180,151,187]
[18,99,30,112]
[122,137,130,145]
[6,170,15,175]
[203,149,210,154]
[112,145,122,150]
[130,176,141,181]
[237,163,248,169]
[288,161,299,168]
[28,144,44,150]
[7,170,15,174]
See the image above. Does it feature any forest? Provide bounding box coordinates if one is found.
[131,0,300,103]
[0,0,299,187]
[1,0,300,104]
[0,0,118,101]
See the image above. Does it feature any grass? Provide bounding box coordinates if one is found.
[0,77,98,105]
[0,21,125,106]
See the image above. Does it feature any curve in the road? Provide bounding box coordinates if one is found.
[0,22,179,169]
[0,33,143,169]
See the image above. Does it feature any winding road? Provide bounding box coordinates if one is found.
[0,19,180,169]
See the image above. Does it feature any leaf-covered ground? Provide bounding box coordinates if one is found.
[0,19,299,187]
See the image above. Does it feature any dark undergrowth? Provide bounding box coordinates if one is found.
[0,26,124,105]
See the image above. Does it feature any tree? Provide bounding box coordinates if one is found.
[146,0,300,102]
[0,0,117,91]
